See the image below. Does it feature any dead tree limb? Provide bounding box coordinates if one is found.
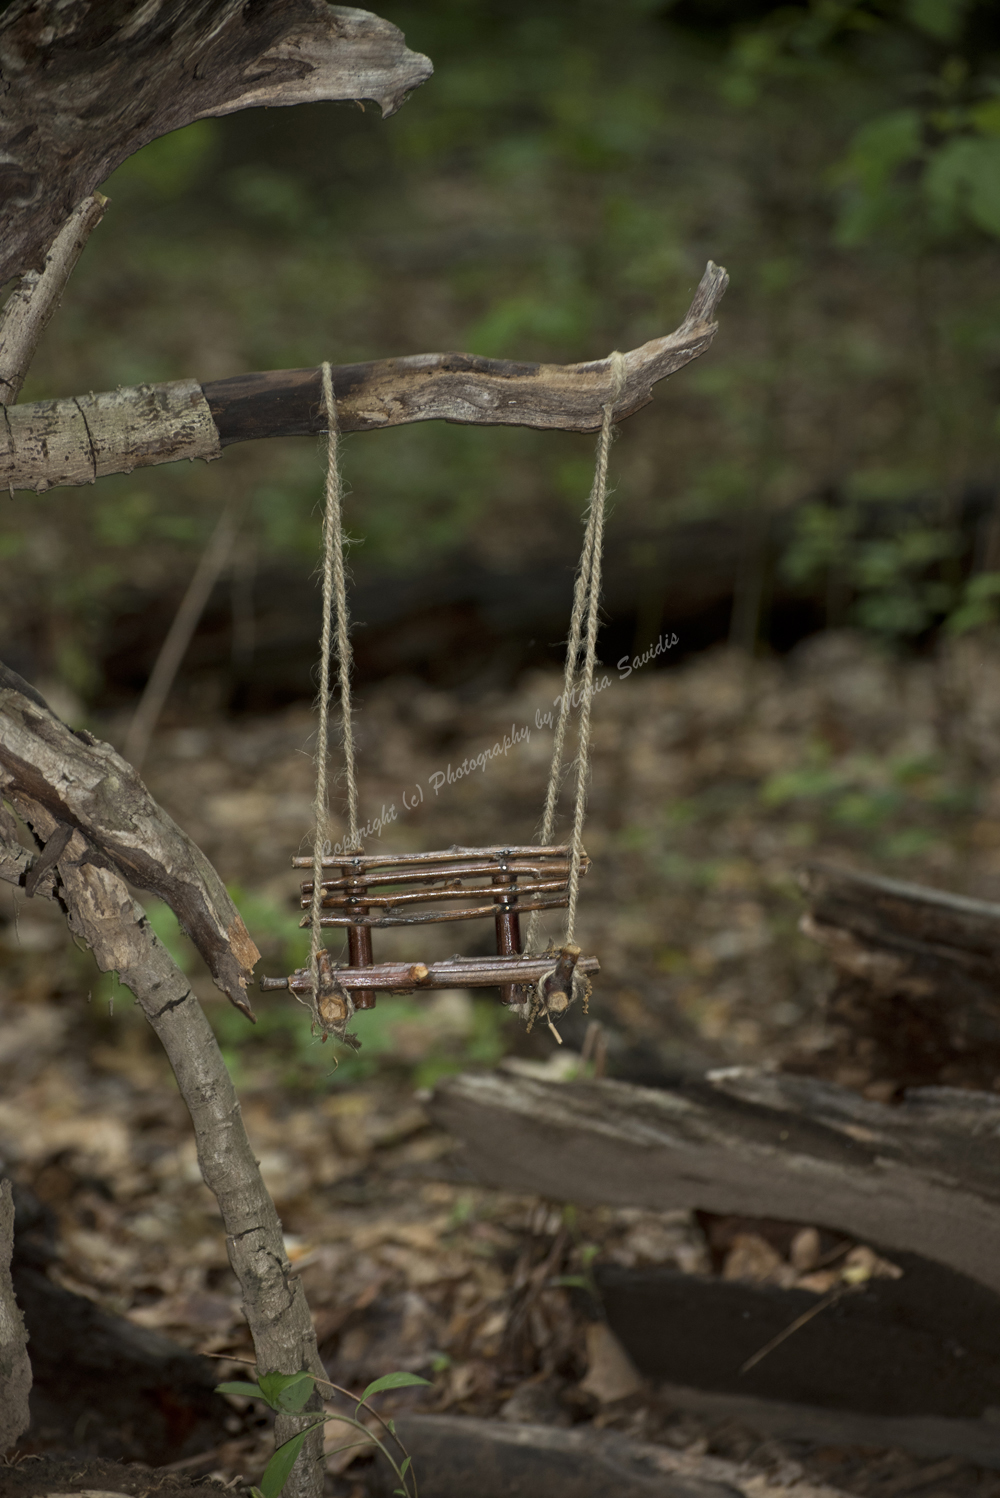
[0,801,325,1495]
[0,1,432,290]
[429,1067,1000,1297]
[0,193,108,405]
[0,262,728,493]
[0,662,260,1016]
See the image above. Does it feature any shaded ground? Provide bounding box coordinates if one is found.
[5,632,1000,1491]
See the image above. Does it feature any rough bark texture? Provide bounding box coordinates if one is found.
[0,262,728,493]
[0,377,223,493]
[0,192,107,405]
[0,1178,31,1457]
[0,801,326,1496]
[429,1068,1000,1297]
[797,862,1000,1092]
[0,661,259,1014]
[0,1,432,289]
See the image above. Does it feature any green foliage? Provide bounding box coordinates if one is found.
[217,1368,429,1498]
[10,0,1000,696]
[781,489,967,643]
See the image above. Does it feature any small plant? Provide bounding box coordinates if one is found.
[216,1367,430,1498]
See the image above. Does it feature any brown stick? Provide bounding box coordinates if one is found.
[263,951,601,993]
[308,894,571,927]
[123,503,241,770]
[304,877,568,908]
[302,859,576,889]
[1,265,728,494]
[0,193,108,406]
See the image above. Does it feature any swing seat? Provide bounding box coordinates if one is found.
[259,843,599,1009]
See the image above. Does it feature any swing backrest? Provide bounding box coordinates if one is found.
[294,843,588,929]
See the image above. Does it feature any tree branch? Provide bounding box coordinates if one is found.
[0,2,432,290]
[0,261,728,493]
[0,661,260,1016]
[0,193,108,405]
[0,800,325,1497]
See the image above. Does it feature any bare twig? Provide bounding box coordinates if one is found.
[0,194,108,405]
[124,503,241,770]
[739,1287,845,1374]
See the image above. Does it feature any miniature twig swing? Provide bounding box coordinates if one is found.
[261,352,627,1046]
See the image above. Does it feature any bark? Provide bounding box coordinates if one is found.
[0,192,107,405]
[797,862,1000,1092]
[0,661,260,1015]
[0,1,432,290]
[0,800,326,1496]
[0,1179,31,1457]
[0,263,728,493]
[429,1068,1000,1297]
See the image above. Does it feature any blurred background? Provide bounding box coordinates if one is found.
[9,0,1000,1470]
[3,0,1000,1079]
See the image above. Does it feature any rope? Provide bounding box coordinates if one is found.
[309,363,360,1006]
[525,351,627,956]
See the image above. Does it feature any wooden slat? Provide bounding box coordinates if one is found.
[302,877,568,911]
[291,843,574,870]
[261,951,601,994]
[305,894,570,928]
[300,856,577,890]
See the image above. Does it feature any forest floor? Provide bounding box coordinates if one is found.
[5,631,1000,1496]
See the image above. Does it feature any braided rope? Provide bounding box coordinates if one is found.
[525,351,627,956]
[308,364,360,1008]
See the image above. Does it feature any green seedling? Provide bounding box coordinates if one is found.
[217,1367,430,1498]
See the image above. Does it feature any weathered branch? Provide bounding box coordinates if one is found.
[0,193,107,405]
[0,801,324,1496]
[430,1068,1000,1297]
[798,862,1000,1092]
[0,262,729,493]
[0,2,432,290]
[0,661,260,1015]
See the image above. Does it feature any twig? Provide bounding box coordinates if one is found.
[124,503,241,770]
[739,1286,845,1374]
[0,193,107,405]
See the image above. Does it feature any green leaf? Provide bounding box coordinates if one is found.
[259,1423,324,1498]
[925,136,1000,237]
[400,1456,412,1477]
[258,1370,316,1413]
[357,1371,432,1405]
[216,1380,266,1400]
[385,1418,396,1435]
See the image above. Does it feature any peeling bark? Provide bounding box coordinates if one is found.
[0,661,259,1014]
[0,263,728,493]
[0,1,432,290]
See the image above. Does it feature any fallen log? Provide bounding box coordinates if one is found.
[796,862,1000,1092]
[378,1415,743,1498]
[429,1068,1000,1296]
